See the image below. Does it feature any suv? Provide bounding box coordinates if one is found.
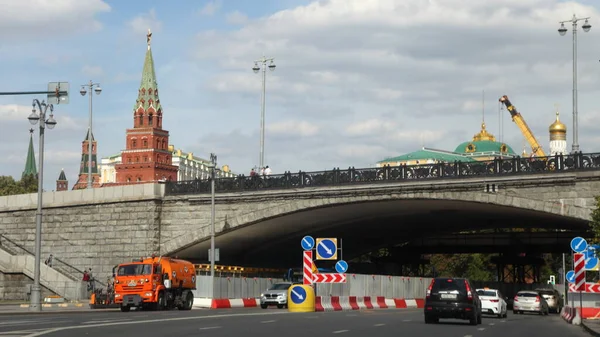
[534,288,563,314]
[260,282,293,309]
[424,278,482,325]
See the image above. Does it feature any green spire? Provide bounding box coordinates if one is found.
[22,129,37,179]
[133,28,162,113]
[57,169,67,181]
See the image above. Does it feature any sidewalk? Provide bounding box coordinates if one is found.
[0,304,118,315]
[582,319,600,337]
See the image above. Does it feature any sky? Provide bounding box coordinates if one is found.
[0,0,599,191]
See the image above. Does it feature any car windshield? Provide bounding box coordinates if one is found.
[477,290,496,297]
[517,292,538,297]
[432,279,466,293]
[537,290,554,296]
[117,264,152,276]
[269,283,291,290]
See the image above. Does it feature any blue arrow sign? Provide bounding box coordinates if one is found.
[301,236,315,251]
[586,257,599,270]
[566,270,575,283]
[571,237,588,253]
[335,260,348,273]
[316,238,337,260]
[290,286,307,305]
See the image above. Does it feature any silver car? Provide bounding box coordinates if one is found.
[260,282,293,309]
[534,288,563,314]
[513,290,549,315]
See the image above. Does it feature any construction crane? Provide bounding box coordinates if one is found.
[498,95,547,158]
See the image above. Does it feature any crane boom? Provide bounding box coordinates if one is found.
[498,95,547,158]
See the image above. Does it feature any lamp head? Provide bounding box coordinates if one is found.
[28,109,39,125]
[558,23,567,36]
[252,63,260,73]
[268,60,276,71]
[94,86,102,95]
[79,87,87,96]
[46,114,57,129]
[582,19,591,32]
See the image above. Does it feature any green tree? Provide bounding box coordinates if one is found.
[0,175,38,196]
[590,196,600,240]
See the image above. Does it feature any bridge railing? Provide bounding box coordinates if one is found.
[0,234,106,288]
[165,152,600,195]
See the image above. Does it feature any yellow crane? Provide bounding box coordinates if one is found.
[498,95,547,158]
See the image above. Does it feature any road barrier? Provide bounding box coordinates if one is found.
[192,296,426,310]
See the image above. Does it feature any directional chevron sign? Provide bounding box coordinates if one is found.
[569,282,600,293]
[313,273,347,283]
[574,253,586,292]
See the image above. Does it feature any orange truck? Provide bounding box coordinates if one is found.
[113,256,196,312]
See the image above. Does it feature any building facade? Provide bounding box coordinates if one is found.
[548,110,567,156]
[100,146,236,184]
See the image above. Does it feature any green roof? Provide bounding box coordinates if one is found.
[454,140,516,155]
[133,45,162,113]
[22,130,37,179]
[378,148,477,164]
[57,169,67,181]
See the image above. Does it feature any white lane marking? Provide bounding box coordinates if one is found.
[81,319,132,325]
[464,335,472,337]
[374,323,385,327]
[199,326,221,330]
[477,328,486,331]
[25,311,290,337]
[346,314,357,317]
[488,323,495,326]
[332,330,348,334]
[402,319,411,322]
[261,320,276,323]
[305,316,319,319]
[500,320,506,323]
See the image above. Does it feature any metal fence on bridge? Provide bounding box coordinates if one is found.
[166,152,600,195]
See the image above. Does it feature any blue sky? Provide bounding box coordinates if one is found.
[1,0,600,191]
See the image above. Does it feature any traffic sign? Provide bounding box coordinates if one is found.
[571,237,588,253]
[335,260,348,273]
[313,273,347,283]
[566,270,575,283]
[316,238,338,260]
[301,236,315,251]
[569,283,600,293]
[585,249,599,270]
[303,251,314,285]
[47,82,70,105]
[574,253,586,291]
[290,285,307,304]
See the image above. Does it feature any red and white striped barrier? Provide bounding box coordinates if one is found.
[561,306,583,324]
[315,296,425,312]
[193,296,425,310]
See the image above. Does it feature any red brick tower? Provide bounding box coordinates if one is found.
[114,30,178,184]
[56,169,68,191]
[72,130,101,189]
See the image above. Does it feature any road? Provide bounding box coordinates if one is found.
[0,308,591,337]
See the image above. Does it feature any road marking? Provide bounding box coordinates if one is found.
[346,314,357,317]
[261,320,276,323]
[199,326,221,330]
[488,323,495,326]
[304,316,319,319]
[477,328,486,331]
[464,335,472,337]
[332,330,348,334]
[81,319,132,324]
[500,320,506,323]
[24,311,290,337]
[402,319,411,322]
[374,323,385,327]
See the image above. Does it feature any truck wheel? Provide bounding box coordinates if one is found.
[155,292,165,311]
[182,292,194,310]
[120,305,131,312]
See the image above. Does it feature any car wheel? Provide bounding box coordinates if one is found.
[513,310,518,315]
[260,304,268,309]
[277,304,284,309]
[424,315,438,324]
[477,314,482,325]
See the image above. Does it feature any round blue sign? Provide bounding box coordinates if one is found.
[316,239,337,259]
[301,236,315,251]
[290,286,307,304]
[571,237,588,253]
[335,260,349,273]
[566,270,575,283]
[586,257,599,270]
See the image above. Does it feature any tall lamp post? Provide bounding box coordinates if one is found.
[558,14,591,153]
[208,153,217,297]
[252,56,276,170]
[27,99,57,312]
[79,81,102,188]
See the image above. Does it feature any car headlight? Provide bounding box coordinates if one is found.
[260,293,264,297]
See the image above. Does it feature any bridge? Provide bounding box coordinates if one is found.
[0,152,598,298]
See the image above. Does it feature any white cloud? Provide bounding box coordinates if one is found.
[198,1,221,16]
[0,105,33,122]
[81,65,103,77]
[267,120,320,137]
[0,0,110,40]
[226,11,249,25]
[128,9,163,35]
[187,0,600,173]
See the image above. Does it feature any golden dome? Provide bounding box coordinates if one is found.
[472,122,497,142]
[549,111,567,133]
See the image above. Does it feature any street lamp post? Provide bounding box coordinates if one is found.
[209,153,217,297]
[252,56,276,170]
[27,99,57,312]
[558,14,591,153]
[79,81,102,188]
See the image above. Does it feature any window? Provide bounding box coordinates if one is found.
[127,177,131,182]
[137,177,141,182]
[144,157,148,162]
[135,157,139,163]
[139,115,143,126]
[148,114,153,126]
[143,140,148,148]
[132,140,137,148]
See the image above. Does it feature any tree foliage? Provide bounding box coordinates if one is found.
[0,175,38,196]
[429,254,495,281]
[590,196,600,240]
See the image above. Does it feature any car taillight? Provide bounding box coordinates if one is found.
[464,280,472,302]
[490,299,499,302]
[514,295,518,302]
[535,296,540,302]
[426,280,434,298]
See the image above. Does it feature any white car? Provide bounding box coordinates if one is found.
[476,288,507,318]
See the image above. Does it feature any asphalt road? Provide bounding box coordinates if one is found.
[0,308,591,337]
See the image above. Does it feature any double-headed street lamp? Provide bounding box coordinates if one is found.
[558,14,591,153]
[252,56,276,170]
[208,153,217,297]
[79,81,102,188]
[27,99,57,312]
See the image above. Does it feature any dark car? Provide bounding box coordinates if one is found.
[424,277,482,325]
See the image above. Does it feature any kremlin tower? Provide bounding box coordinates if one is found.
[22,129,37,179]
[56,169,68,191]
[72,130,100,189]
[114,29,178,184]
[549,109,567,156]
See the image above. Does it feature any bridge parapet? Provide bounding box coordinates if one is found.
[165,152,600,195]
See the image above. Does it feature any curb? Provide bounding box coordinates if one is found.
[582,322,600,337]
[0,309,119,316]
[19,303,85,308]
